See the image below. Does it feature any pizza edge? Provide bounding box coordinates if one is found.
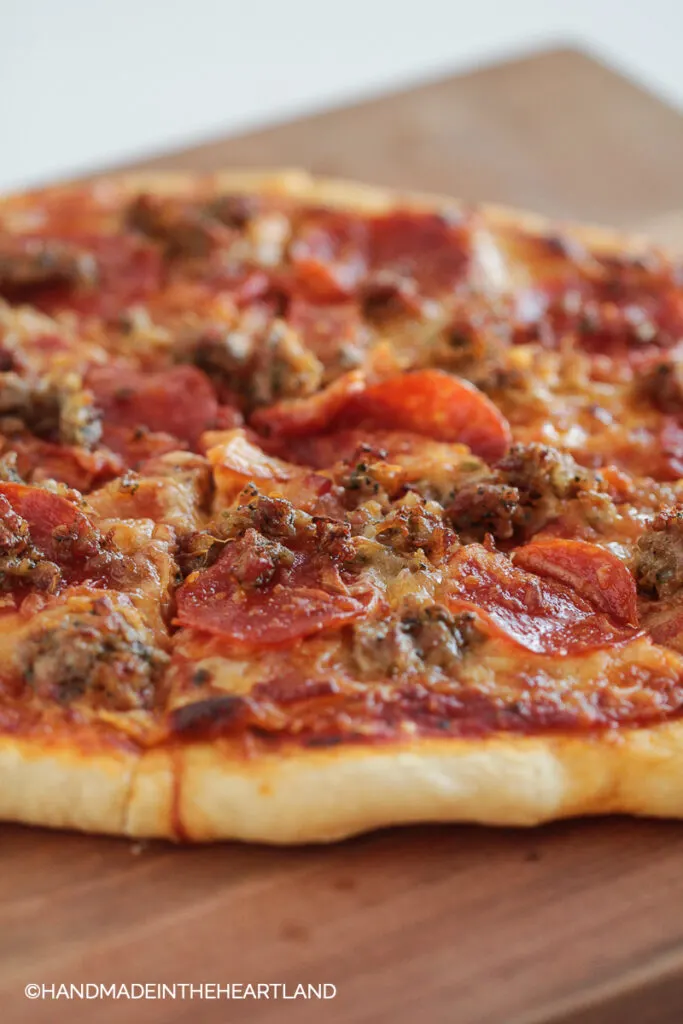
[1,168,682,843]
[2,723,683,841]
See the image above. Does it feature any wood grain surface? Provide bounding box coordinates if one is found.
[5,46,683,1024]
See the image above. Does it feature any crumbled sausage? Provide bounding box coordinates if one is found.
[250,322,324,406]
[359,271,421,323]
[205,194,260,229]
[447,480,520,541]
[495,443,601,536]
[229,527,295,589]
[333,446,405,505]
[19,596,168,709]
[0,492,61,592]
[634,506,683,597]
[190,319,323,409]
[0,371,102,449]
[0,236,97,292]
[375,503,447,557]
[178,491,349,577]
[351,600,481,678]
[127,193,227,258]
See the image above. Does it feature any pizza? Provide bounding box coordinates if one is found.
[1,169,683,843]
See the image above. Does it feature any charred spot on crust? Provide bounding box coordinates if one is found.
[170,694,247,737]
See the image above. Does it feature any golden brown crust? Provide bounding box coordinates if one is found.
[0,169,683,843]
[3,722,683,843]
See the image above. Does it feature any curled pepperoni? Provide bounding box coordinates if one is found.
[444,544,640,655]
[0,483,97,566]
[513,538,638,627]
[252,369,510,462]
[88,365,220,449]
[251,371,366,438]
[10,438,123,492]
[176,534,369,648]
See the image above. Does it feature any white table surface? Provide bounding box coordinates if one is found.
[3,0,683,192]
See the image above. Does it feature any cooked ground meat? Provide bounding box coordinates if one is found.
[351,601,481,678]
[127,193,228,259]
[375,503,447,557]
[19,597,168,709]
[634,507,683,597]
[250,323,324,406]
[424,312,511,392]
[359,271,421,324]
[178,491,353,577]
[204,194,260,229]
[0,492,61,592]
[223,492,311,542]
[0,372,102,449]
[446,444,610,542]
[0,236,97,292]
[333,448,405,506]
[229,527,295,589]
[190,319,323,409]
[496,443,602,536]
[447,480,520,541]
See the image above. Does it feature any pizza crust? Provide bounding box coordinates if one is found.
[1,721,683,842]
[105,167,679,256]
[1,169,682,843]
[0,736,137,835]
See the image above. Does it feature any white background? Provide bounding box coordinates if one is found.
[3,0,683,192]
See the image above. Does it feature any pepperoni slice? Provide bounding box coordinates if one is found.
[287,297,369,367]
[512,539,638,627]
[11,438,123,492]
[88,365,219,449]
[252,369,510,462]
[515,273,683,360]
[444,544,640,655]
[289,212,368,300]
[252,370,366,438]
[29,235,162,319]
[176,533,369,647]
[0,482,97,566]
[369,211,469,294]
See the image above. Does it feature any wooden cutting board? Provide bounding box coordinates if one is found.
[5,47,683,1024]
